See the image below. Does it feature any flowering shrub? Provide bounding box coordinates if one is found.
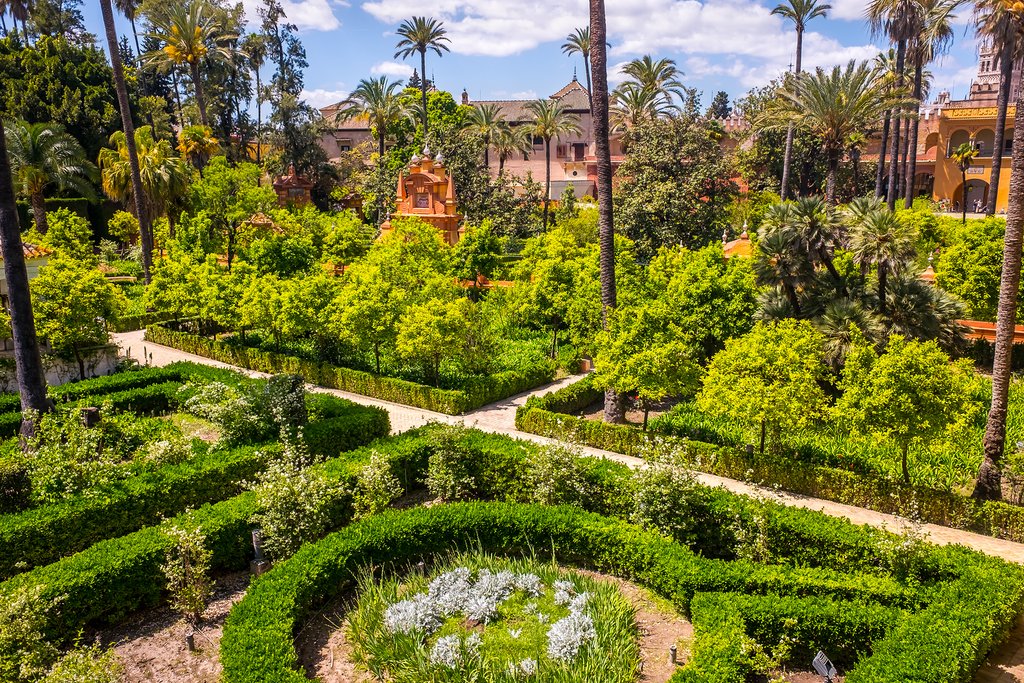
[183,382,269,446]
[425,425,478,501]
[160,521,214,625]
[352,451,403,520]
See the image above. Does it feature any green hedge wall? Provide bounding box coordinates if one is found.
[108,311,176,333]
[516,386,1024,545]
[145,323,555,415]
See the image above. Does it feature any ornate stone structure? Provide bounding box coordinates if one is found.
[272,165,313,207]
[381,148,462,245]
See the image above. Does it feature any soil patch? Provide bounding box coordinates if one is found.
[96,571,249,682]
[579,399,675,427]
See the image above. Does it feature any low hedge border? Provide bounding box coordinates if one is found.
[145,323,556,415]
[218,502,1017,683]
[0,400,389,580]
[516,383,1024,544]
[109,311,176,333]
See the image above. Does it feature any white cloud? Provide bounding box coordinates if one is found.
[301,88,349,107]
[240,0,341,31]
[829,0,867,21]
[371,60,415,78]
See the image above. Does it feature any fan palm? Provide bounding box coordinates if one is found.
[884,272,967,351]
[757,60,900,204]
[463,103,507,169]
[976,0,1020,215]
[814,298,882,369]
[144,0,238,127]
[492,124,532,174]
[241,33,268,163]
[790,196,846,293]
[753,228,811,315]
[847,207,915,314]
[561,27,594,112]
[771,0,831,200]
[176,125,219,171]
[0,0,29,43]
[619,56,685,111]
[4,121,96,235]
[872,48,899,198]
[526,98,582,230]
[951,142,979,224]
[393,16,450,139]
[99,126,188,230]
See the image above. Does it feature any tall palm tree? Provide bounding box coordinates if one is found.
[99,0,153,283]
[462,103,507,169]
[176,124,219,172]
[753,227,810,315]
[393,16,450,139]
[4,121,96,234]
[951,141,980,224]
[0,122,50,433]
[904,0,956,208]
[0,0,29,43]
[144,0,238,128]
[873,49,899,198]
[847,131,867,195]
[99,126,188,231]
[619,55,685,110]
[241,33,268,163]
[977,0,1020,215]
[492,124,532,174]
[757,60,899,204]
[561,27,594,113]
[589,0,623,423]
[526,98,582,230]
[113,0,143,66]
[337,77,413,225]
[867,0,924,210]
[609,82,669,132]
[771,0,832,201]
[848,206,915,314]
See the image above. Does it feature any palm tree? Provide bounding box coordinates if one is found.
[867,0,925,210]
[790,195,846,294]
[4,121,96,234]
[610,82,669,133]
[771,0,832,201]
[814,298,883,369]
[873,49,898,198]
[0,123,50,433]
[526,98,582,230]
[113,0,143,66]
[848,206,915,314]
[753,227,810,315]
[904,0,957,208]
[144,0,238,128]
[462,103,507,169]
[757,60,899,204]
[847,131,867,196]
[241,33,268,163]
[951,141,979,224]
[99,126,188,232]
[0,0,29,43]
[561,27,594,113]
[492,124,532,174]
[99,0,153,283]
[619,55,685,110]
[393,16,450,139]
[176,125,219,171]
[977,0,1020,215]
[337,77,413,225]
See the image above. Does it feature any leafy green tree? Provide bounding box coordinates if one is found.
[107,209,139,245]
[319,209,372,265]
[935,217,1020,321]
[42,207,92,259]
[4,120,96,234]
[145,245,202,319]
[836,334,980,483]
[452,221,501,281]
[697,319,828,454]
[331,268,404,375]
[238,272,283,346]
[98,125,188,232]
[593,303,702,428]
[616,111,736,259]
[396,296,472,386]
[278,270,338,348]
[31,255,123,379]
[706,90,732,119]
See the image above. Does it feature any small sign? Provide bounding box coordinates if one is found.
[812,651,838,680]
[967,166,985,175]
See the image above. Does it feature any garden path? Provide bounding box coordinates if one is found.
[112,329,1024,680]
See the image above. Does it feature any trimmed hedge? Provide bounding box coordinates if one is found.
[145,323,556,414]
[0,400,389,580]
[516,384,1024,544]
[219,502,919,683]
[109,311,176,333]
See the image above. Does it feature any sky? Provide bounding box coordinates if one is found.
[81,0,986,114]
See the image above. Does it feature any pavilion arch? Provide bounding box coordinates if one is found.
[948,129,971,156]
[953,178,989,212]
[1002,128,1014,157]
[974,129,996,157]
[924,131,940,153]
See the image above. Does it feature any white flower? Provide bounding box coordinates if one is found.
[427,568,473,617]
[430,635,463,668]
[383,594,441,635]
[553,579,575,606]
[508,657,538,677]
[524,601,538,615]
[514,573,543,596]
[547,612,597,661]
[568,592,591,614]
[508,627,522,639]
[465,632,482,655]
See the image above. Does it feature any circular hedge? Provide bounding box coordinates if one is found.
[219,502,911,683]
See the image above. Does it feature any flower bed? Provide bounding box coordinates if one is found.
[145,323,556,414]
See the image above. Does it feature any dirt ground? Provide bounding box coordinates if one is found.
[579,399,674,428]
[96,571,250,683]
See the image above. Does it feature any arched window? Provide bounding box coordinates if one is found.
[975,129,995,157]
[948,129,971,157]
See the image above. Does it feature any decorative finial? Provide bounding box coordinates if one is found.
[411,153,421,165]
[573,66,578,81]
[435,150,445,165]
[422,144,431,159]
[722,228,729,244]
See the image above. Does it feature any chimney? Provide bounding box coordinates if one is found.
[461,89,469,105]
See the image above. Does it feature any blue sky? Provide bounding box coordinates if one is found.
[82,0,984,113]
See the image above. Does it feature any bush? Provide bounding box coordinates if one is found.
[41,644,122,682]
[426,425,480,501]
[161,522,214,625]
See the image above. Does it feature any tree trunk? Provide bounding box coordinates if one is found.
[784,283,802,315]
[190,61,208,127]
[583,54,593,115]
[373,342,381,375]
[988,41,1014,216]
[899,116,911,199]
[825,150,839,205]
[962,170,968,224]
[255,71,262,164]
[100,0,153,285]
[759,418,766,456]
[878,263,888,315]
[483,135,489,169]
[591,0,625,424]
[875,112,890,199]
[29,191,48,234]
[886,40,906,211]
[0,125,50,438]
[780,27,804,201]
[973,96,1024,501]
[72,342,86,381]
[903,59,924,209]
[420,49,429,139]
[378,134,387,227]
[851,152,860,197]
[543,138,551,230]
[171,70,185,128]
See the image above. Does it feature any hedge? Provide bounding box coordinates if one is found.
[145,323,555,414]
[0,400,389,579]
[218,502,1020,683]
[108,311,176,333]
[516,385,1024,544]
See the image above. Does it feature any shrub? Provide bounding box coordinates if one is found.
[41,644,122,683]
[523,444,592,507]
[426,425,479,501]
[265,374,307,439]
[352,451,404,520]
[0,585,59,681]
[630,450,717,547]
[161,522,214,625]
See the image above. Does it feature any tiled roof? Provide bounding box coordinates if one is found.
[319,102,371,130]
[472,78,591,123]
[0,243,53,261]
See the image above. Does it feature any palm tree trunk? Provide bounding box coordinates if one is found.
[29,191,48,234]
[903,60,924,209]
[886,40,906,210]
[878,264,888,315]
[988,42,1014,216]
[962,170,968,224]
[171,70,185,129]
[781,27,804,202]
[825,150,839,205]
[483,135,489,169]
[100,0,153,284]
[255,72,262,164]
[590,0,624,423]
[0,124,50,436]
[974,100,1024,501]
[583,54,593,115]
[378,133,386,227]
[420,49,428,139]
[543,138,551,230]
[875,112,890,198]
[852,151,861,196]
[190,62,208,127]
[899,117,911,198]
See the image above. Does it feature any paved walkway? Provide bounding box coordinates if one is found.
[115,330,1024,680]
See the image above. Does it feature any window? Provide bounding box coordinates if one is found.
[532,135,544,147]
[415,193,430,209]
[340,145,351,152]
